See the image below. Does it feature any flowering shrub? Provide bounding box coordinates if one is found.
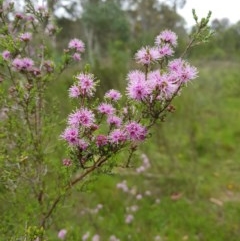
[0,1,212,240]
[61,31,198,173]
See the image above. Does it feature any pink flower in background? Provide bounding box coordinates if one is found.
[125,121,147,141]
[116,180,129,192]
[97,103,115,116]
[60,127,79,145]
[25,15,35,22]
[19,32,32,42]
[72,53,81,61]
[22,57,34,71]
[136,154,150,173]
[107,115,122,128]
[154,235,162,241]
[12,57,34,71]
[82,232,90,241]
[78,139,89,150]
[155,29,178,47]
[58,229,67,240]
[68,108,95,127]
[62,159,72,166]
[15,12,24,19]
[76,73,95,96]
[43,60,54,72]
[68,38,85,52]
[92,234,100,241]
[135,46,160,65]
[109,235,120,241]
[109,129,127,144]
[22,58,34,71]
[104,89,122,101]
[12,58,24,71]
[129,205,139,212]
[69,85,80,98]
[2,50,11,60]
[96,135,108,147]
[125,214,134,224]
[136,194,142,200]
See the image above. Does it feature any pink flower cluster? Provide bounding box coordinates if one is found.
[69,73,96,98]
[62,30,198,169]
[19,32,32,42]
[128,31,198,102]
[135,30,177,65]
[68,38,85,61]
[12,57,35,72]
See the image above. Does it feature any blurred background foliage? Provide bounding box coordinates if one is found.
[1,0,240,240]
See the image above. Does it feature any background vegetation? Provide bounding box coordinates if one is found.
[1,0,240,240]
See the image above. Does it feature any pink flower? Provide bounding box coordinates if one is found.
[148,71,178,99]
[25,15,35,22]
[125,214,134,224]
[155,29,178,47]
[61,127,79,145]
[30,67,41,76]
[126,70,151,101]
[22,57,34,71]
[69,85,80,98]
[158,44,174,58]
[97,103,115,116]
[135,46,160,65]
[168,58,184,72]
[104,89,122,101]
[109,235,120,241]
[43,60,54,72]
[168,59,198,83]
[2,50,11,60]
[107,115,122,127]
[58,229,67,240]
[82,232,90,241]
[92,234,100,241]
[96,135,108,147]
[127,70,145,82]
[72,53,81,61]
[68,38,85,52]
[19,32,32,42]
[15,13,24,19]
[76,73,95,97]
[68,108,95,128]
[12,58,24,71]
[12,57,35,72]
[62,159,72,166]
[136,194,142,200]
[78,139,89,150]
[125,121,147,141]
[109,129,127,144]
[116,180,128,192]
[179,64,198,83]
